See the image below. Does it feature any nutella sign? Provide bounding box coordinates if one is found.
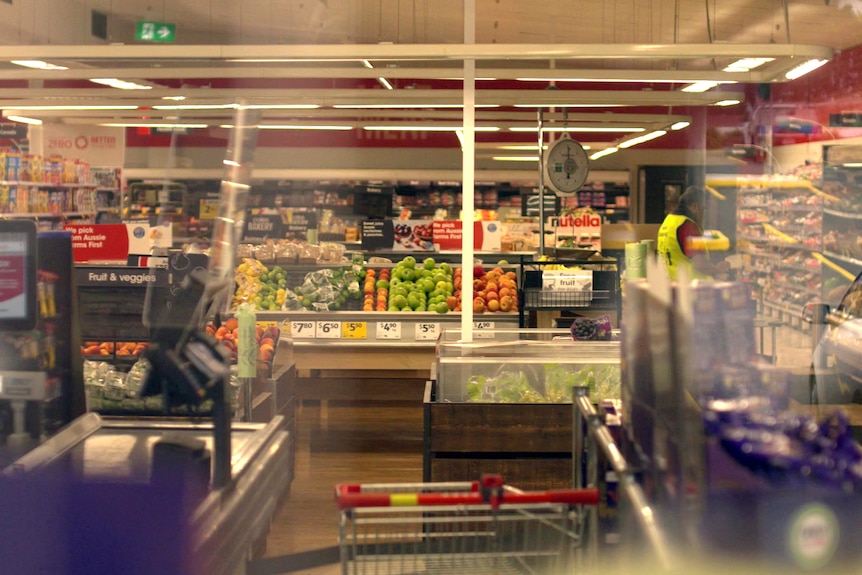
[548,213,602,250]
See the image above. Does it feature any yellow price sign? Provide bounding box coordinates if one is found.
[199,199,219,220]
[342,321,367,340]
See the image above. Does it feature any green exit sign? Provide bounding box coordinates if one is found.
[136,21,175,43]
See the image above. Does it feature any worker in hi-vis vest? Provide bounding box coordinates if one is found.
[657,186,729,280]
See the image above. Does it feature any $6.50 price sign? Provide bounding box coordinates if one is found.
[316,321,341,339]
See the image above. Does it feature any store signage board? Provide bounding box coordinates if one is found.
[285,209,317,240]
[829,113,862,127]
[199,199,218,220]
[522,192,560,217]
[432,221,502,252]
[243,214,285,241]
[74,267,169,288]
[65,223,154,264]
[549,212,602,251]
[361,220,434,252]
[136,21,176,43]
[32,124,125,166]
[0,124,28,140]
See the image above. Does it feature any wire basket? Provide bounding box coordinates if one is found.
[522,289,610,309]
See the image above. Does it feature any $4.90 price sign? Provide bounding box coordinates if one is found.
[414,322,440,341]
[376,321,402,340]
[290,321,315,339]
[316,321,341,339]
[473,321,496,338]
[342,321,367,340]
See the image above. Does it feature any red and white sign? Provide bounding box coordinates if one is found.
[32,125,125,166]
[432,221,502,251]
[549,213,603,250]
[0,252,26,319]
[64,223,154,263]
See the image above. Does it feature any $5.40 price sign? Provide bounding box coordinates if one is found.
[290,321,315,339]
[414,322,440,341]
[376,321,402,340]
[342,321,367,340]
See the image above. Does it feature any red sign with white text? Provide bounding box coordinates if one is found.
[64,223,152,263]
[432,221,502,251]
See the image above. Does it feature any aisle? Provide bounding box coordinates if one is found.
[263,402,424,573]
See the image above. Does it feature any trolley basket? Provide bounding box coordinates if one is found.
[335,478,599,575]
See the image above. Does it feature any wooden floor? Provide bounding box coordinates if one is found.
[261,401,425,574]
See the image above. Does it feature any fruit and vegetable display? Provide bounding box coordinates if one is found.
[81,341,149,358]
[464,363,620,403]
[204,317,281,364]
[83,359,243,415]
[234,255,364,312]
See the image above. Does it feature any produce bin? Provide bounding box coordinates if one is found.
[424,328,620,490]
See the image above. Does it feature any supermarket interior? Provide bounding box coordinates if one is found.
[5,1,862,574]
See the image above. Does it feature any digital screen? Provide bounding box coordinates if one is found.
[0,221,37,331]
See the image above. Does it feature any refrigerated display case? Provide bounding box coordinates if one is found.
[424,328,620,491]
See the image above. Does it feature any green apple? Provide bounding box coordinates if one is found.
[402,256,416,269]
[423,257,436,270]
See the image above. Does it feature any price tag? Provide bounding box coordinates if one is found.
[415,322,440,341]
[316,321,342,339]
[290,321,315,339]
[473,321,496,339]
[376,321,402,340]
[199,199,219,220]
[342,321,367,340]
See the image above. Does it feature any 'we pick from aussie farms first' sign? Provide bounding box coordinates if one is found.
[64,223,169,263]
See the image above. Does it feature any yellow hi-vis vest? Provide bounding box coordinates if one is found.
[657,214,711,280]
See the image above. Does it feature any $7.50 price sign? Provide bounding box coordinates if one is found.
[290,321,315,338]
[376,321,402,340]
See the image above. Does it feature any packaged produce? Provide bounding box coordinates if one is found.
[570,315,612,341]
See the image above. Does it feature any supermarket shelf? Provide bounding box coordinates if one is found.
[821,250,862,270]
[762,300,807,320]
[0,181,100,188]
[823,207,862,220]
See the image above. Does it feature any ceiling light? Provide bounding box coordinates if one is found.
[153,103,235,110]
[682,81,719,93]
[670,121,690,130]
[590,147,619,160]
[334,104,499,109]
[11,60,67,71]
[7,115,41,125]
[714,99,741,107]
[257,125,352,130]
[153,103,319,110]
[516,76,731,84]
[843,163,862,168]
[785,59,829,80]
[90,78,153,90]
[100,122,207,128]
[362,60,374,69]
[513,104,625,108]
[723,58,774,72]
[492,156,539,162]
[618,130,667,149]
[363,125,499,132]
[3,105,139,111]
[499,144,549,151]
[162,95,186,101]
[509,126,644,133]
[377,77,394,90]
[455,130,465,150]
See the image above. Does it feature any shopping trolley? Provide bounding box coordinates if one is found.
[335,475,600,575]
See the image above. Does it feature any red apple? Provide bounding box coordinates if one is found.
[473,298,486,313]
[446,296,458,310]
[499,295,514,312]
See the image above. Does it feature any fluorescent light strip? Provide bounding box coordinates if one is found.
[516,77,735,84]
[618,130,667,149]
[514,104,625,108]
[377,77,394,90]
[220,124,352,130]
[90,78,153,90]
[455,130,466,150]
[681,81,719,93]
[4,105,139,111]
[723,57,774,72]
[162,95,186,101]
[11,60,67,71]
[785,59,829,80]
[670,121,690,131]
[7,115,41,125]
[499,144,549,150]
[101,123,207,128]
[510,126,644,133]
[843,163,862,168]
[714,99,741,107]
[334,104,499,109]
[492,156,539,162]
[153,103,319,110]
[364,126,500,132]
[590,147,618,160]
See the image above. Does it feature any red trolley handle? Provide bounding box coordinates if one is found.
[334,484,600,510]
